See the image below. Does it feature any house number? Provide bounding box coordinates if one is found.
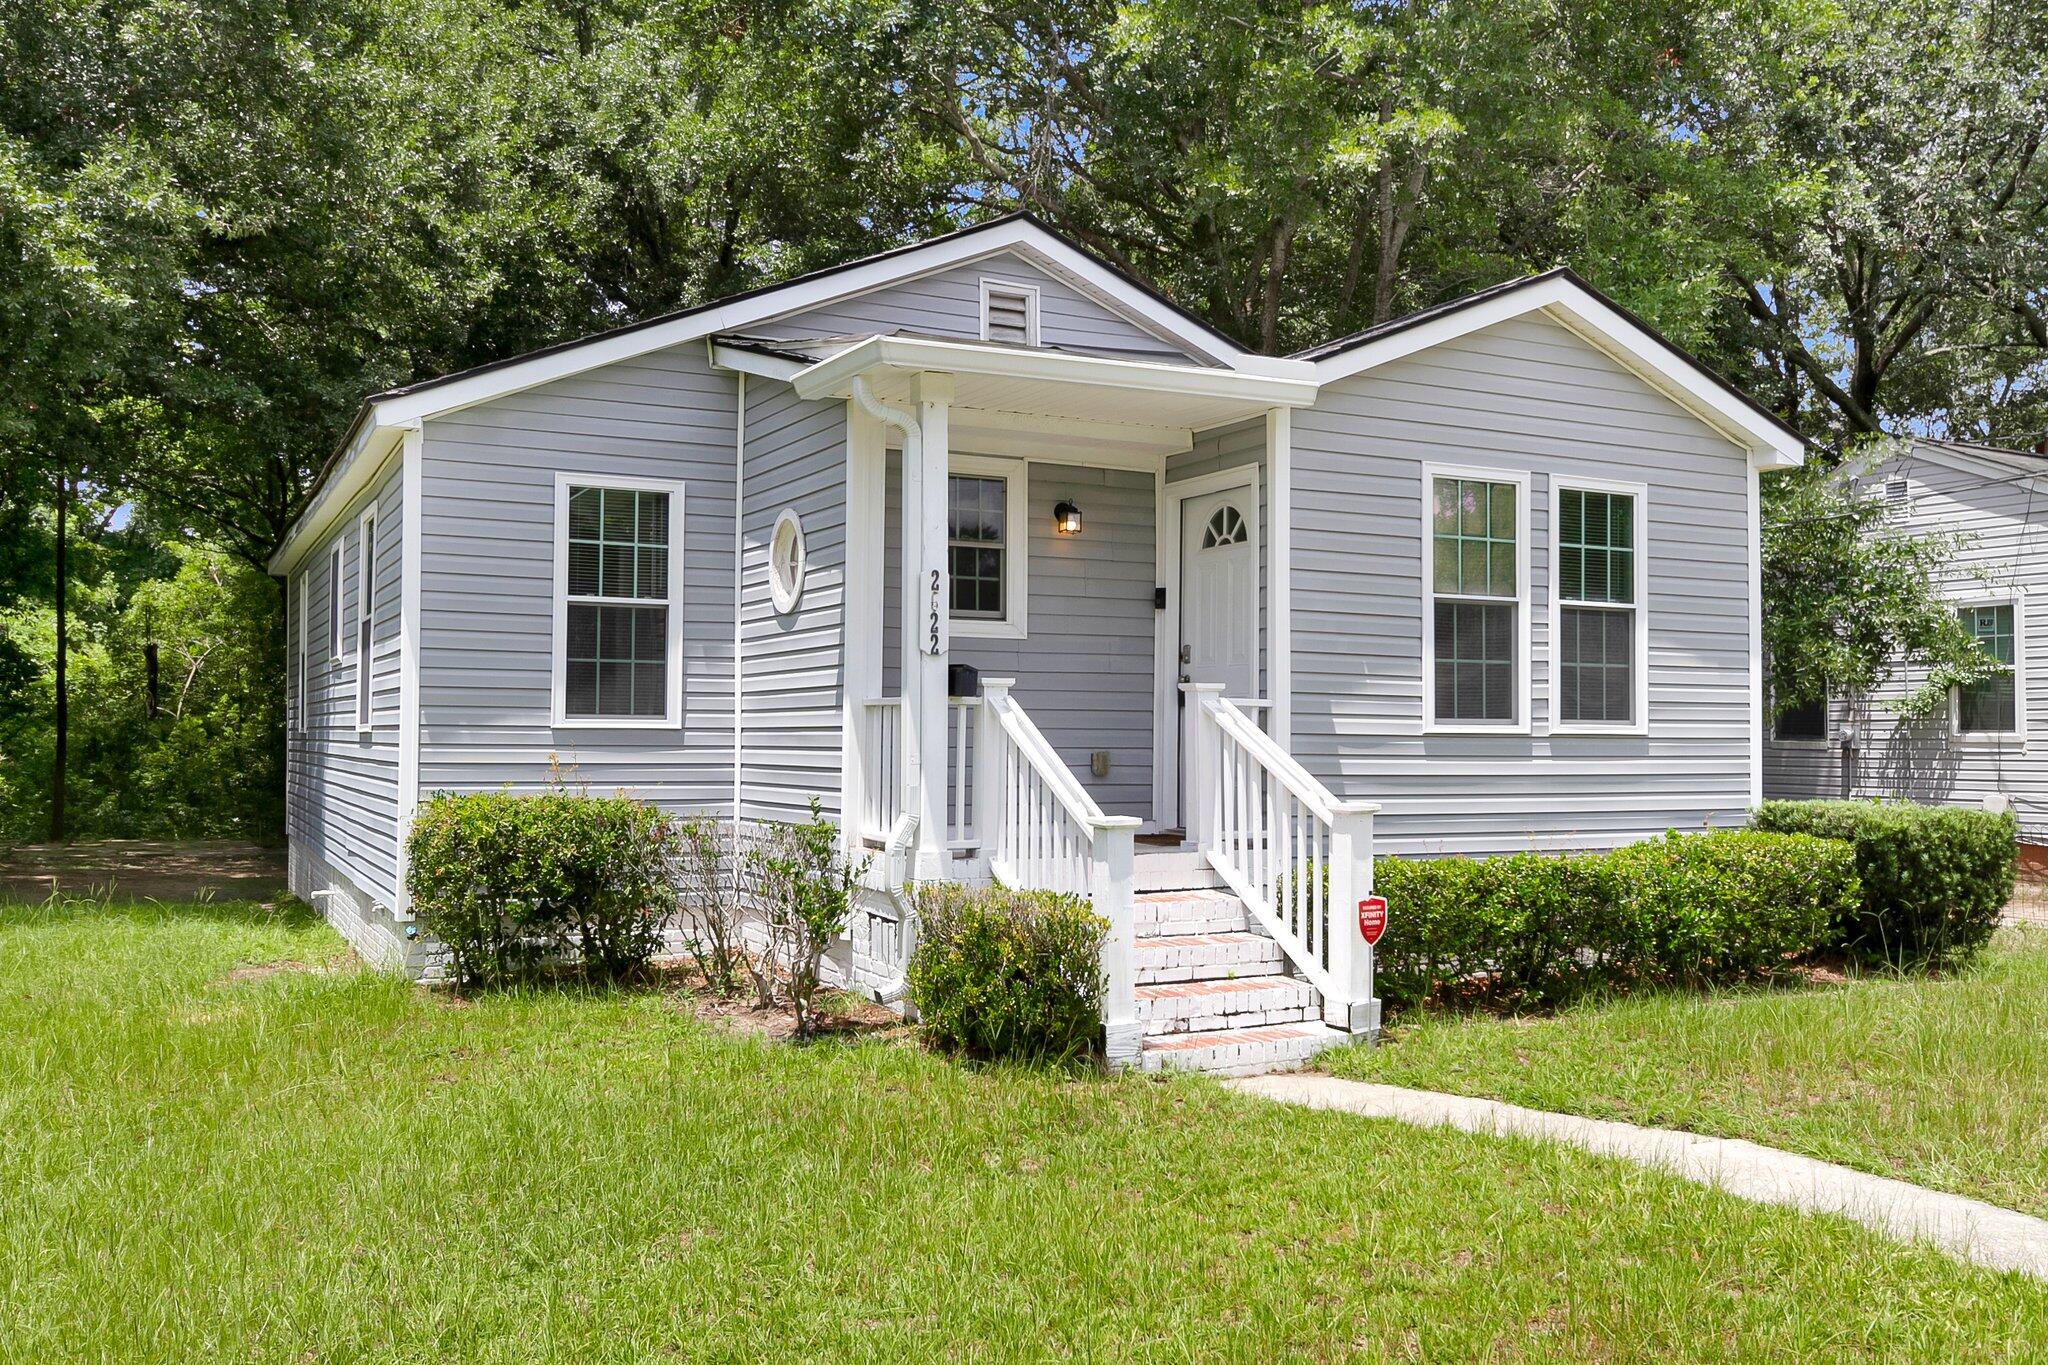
[925,568,945,656]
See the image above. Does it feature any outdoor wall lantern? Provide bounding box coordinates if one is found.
[1053,499,1083,536]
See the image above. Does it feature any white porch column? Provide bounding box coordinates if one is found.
[1324,804,1382,1037]
[842,406,886,856]
[902,372,955,881]
[1266,406,1292,745]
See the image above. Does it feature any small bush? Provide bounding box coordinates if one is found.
[406,791,675,987]
[1753,800,2015,969]
[905,883,1106,1064]
[674,815,744,995]
[739,800,864,1037]
[1372,830,1858,1012]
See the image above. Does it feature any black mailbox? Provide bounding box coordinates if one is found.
[948,663,981,699]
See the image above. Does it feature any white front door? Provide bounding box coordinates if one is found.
[1179,487,1258,701]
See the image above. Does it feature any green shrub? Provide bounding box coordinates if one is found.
[905,883,1106,1064]
[405,791,676,987]
[1752,800,2015,969]
[1372,830,1858,1012]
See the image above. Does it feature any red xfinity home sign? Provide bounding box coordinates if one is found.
[1357,896,1388,946]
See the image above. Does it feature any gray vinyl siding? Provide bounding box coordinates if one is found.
[1169,417,1268,695]
[415,344,738,811]
[739,378,847,824]
[1763,446,2048,842]
[751,250,1203,364]
[285,461,404,903]
[884,455,1160,818]
[1290,313,1756,854]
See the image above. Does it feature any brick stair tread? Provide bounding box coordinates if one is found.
[1135,976,1315,1002]
[1138,1021,1352,1076]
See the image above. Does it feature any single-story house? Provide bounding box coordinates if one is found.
[269,213,1804,1073]
[1765,438,2046,845]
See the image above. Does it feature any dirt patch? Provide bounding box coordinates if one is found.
[219,953,351,985]
[0,840,287,904]
[648,958,908,1043]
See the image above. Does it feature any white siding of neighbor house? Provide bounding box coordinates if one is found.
[285,461,405,949]
[1763,445,2048,842]
[1289,313,1759,854]
[750,250,1204,364]
[739,377,848,824]
[883,454,1160,819]
[414,345,739,811]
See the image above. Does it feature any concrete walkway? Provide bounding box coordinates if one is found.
[1230,1073,2048,1282]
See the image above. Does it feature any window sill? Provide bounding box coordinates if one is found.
[951,617,1028,641]
[1951,731,2027,747]
[552,717,683,731]
[1770,737,1832,750]
[1425,723,1531,737]
[1549,724,1649,738]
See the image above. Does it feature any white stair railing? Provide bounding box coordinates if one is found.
[854,697,905,842]
[947,696,978,850]
[974,679,1143,1064]
[1181,682,1382,1034]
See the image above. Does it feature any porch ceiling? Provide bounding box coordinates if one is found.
[788,334,1319,435]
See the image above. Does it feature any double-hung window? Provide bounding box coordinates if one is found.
[1553,482,1646,731]
[355,510,377,731]
[1426,470,1526,728]
[554,478,683,725]
[328,544,344,660]
[947,456,1028,638]
[1954,600,2020,736]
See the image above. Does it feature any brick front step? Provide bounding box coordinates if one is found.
[1139,1022,1351,1076]
[1132,850,1228,892]
[1134,930,1286,984]
[1133,889,1251,936]
[1135,974,1320,1035]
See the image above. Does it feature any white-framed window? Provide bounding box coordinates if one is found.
[355,507,377,732]
[295,569,309,734]
[1422,464,1529,731]
[1771,691,1830,743]
[947,454,1029,640]
[551,475,685,727]
[978,277,1041,347]
[1550,478,1648,734]
[1952,591,2026,740]
[768,507,806,614]
[328,543,344,661]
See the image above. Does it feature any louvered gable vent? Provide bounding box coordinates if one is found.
[981,280,1038,346]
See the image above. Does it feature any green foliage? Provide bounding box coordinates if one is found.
[1753,800,2016,970]
[1372,831,1858,1012]
[738,800,864,1036]
[404,790,675,987]
[1762,447,2000,718]
[905,882,1106,1065]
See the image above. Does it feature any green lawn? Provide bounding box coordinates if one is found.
[3,900,2046,1360]
[1325,926,2048,1222]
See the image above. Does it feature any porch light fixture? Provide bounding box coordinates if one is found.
[1053,500,1083,536]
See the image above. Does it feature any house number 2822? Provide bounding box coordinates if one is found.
[926,569,944,655]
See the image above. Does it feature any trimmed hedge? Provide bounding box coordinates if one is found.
[905,883,1106,1064]
[1752,800,2015,969]
[406,791,675,987]
[1372,830,1859,1012]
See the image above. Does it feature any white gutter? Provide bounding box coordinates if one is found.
[798,335,1320,408]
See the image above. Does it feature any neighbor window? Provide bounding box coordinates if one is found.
[980,278,1040,346]
[557,481,679,722]
[328,543,344,660]
[1429,473,1521,726]
[355,511,376,730]
[1555,485,1642,728]
[1773,695,1828,742]
[1955,602,2017,735]
[948,474,1008,619]
[296,570,309,734]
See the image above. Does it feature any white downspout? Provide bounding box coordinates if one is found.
[732,370,746,828]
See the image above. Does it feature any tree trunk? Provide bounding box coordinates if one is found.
[50,472,67,843]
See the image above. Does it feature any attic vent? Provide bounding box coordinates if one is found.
[980,279,1040,346]
[1882,478,1911,523]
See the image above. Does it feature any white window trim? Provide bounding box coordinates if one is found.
[328,543,345,661]
[550,473,687,730]
[1769,688,1833,748]
[355,505,377,734]
[1548,476,1650,737]
[296,570,309,734]
[978,276,1042,347]
[1421,463,1532,734]
[768,507,805,614]
[947,453,1029,640]
[1949,586,2028,745]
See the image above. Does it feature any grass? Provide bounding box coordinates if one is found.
[1323,925,2048,1221]
[2,899,2045,1360]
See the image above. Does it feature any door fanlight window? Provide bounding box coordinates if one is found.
[1201,505,1247,549]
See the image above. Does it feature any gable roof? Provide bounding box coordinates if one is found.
[1297,267,1805,469]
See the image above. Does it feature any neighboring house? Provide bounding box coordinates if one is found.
[1765,438,2048,845]
[269,213,1803,1073]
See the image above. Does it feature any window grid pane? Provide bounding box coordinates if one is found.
[1434,600,1516,722]
[1957,604,2017,733]
[947,475,1006,619]
[564,485,671,718]
[567,486,668,601]
[565,603,668,719]
[1432,478,1517,597]
[1558,488,1634,605]
[1560,606,1634,725]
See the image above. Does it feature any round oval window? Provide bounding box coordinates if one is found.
[769,508,806,613]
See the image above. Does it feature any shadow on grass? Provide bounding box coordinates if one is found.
[0,890,327,935]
